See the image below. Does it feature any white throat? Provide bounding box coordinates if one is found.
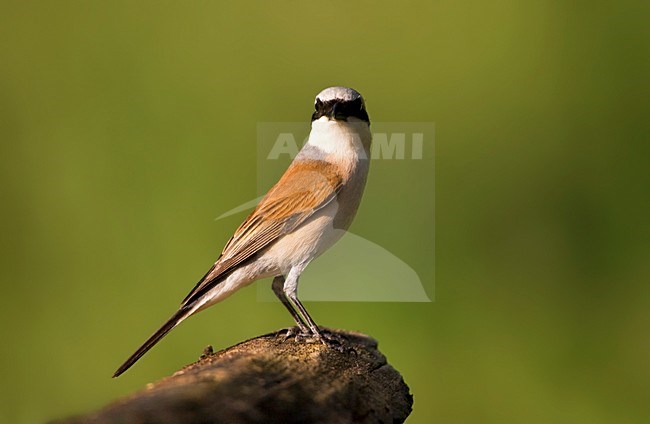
[305,117,371,160]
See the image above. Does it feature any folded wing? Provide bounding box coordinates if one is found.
[181,160,343,307]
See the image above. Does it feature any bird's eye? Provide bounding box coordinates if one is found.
[315,98,323,111]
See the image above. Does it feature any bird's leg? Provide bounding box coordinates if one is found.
[281,268,346,351]
[282,267,324,341]
[272,276,310,337]
[288,294,322,339]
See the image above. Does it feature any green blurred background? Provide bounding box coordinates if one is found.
[1,1,648,423]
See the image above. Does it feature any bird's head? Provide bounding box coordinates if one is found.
[312,87,370,125]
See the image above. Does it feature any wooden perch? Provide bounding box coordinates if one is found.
[56,329,413,424]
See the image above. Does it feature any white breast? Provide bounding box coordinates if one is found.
[306,117,371,168]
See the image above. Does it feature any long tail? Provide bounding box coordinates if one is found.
[113,306,192,378]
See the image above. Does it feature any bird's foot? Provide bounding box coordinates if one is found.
[279,326,313,342]
[300,328,347,352]
[319,329,348,352]
[293,332,322,344]
[279,327,348,352]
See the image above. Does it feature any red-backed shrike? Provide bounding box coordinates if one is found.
[114,87,371,377]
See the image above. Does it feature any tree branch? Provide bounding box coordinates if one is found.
[56,328,413,424]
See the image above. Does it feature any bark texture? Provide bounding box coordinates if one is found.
[56,329,413,424]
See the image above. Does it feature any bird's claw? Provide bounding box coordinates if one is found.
[319,330,347,352]
[279,326,312,342]
[279,327,348,352]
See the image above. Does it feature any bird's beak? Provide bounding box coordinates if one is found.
[329,103,346,121]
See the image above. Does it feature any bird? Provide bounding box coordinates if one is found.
[113,86,372,377]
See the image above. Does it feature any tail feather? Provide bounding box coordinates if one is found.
[113,306,192,378]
